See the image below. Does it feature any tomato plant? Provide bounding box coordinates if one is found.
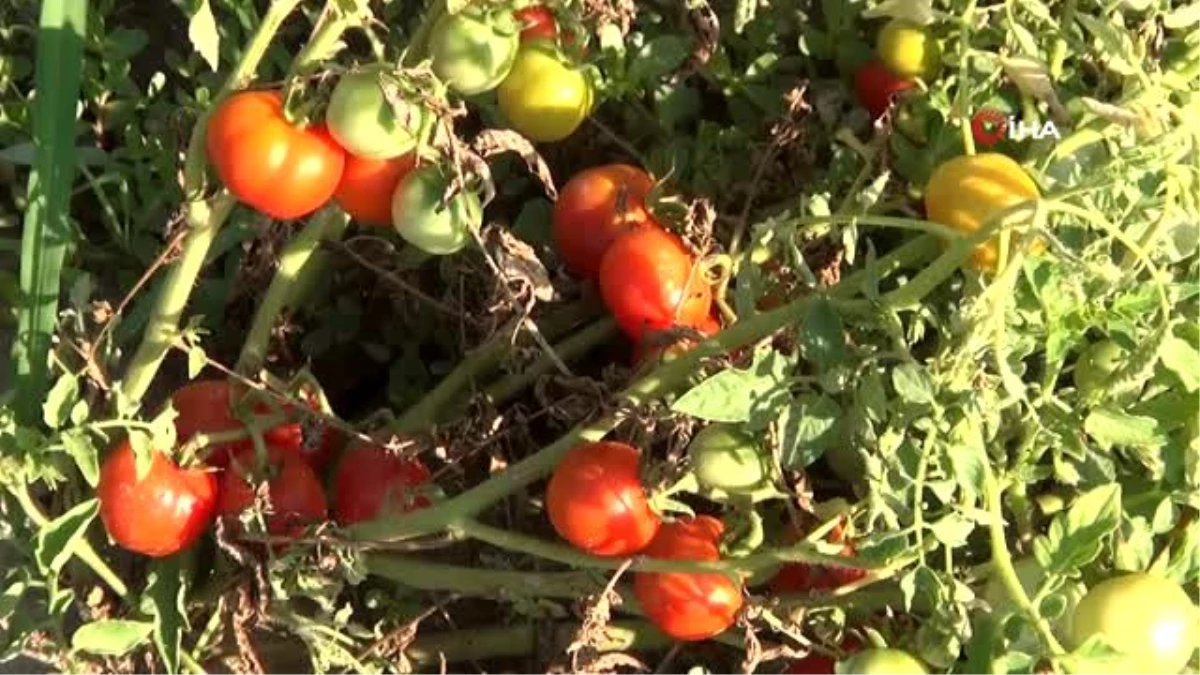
[552,164,657,278]
[497,42,593,143]
[633,516,744,641]
[334,151,417,227]
[217,445,328,541]
[840,648,927,674]
[333,441,433,525]
[205,90,346,220]
[325,71,427,161]
[598,227,714,342]
[429,9,520,95]
[877,18,941,80]
[391,164,483,255]
[97,439,218,558]
[853,58,914,120]
[545,441,660,556]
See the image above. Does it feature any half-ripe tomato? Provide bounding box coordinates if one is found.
[497,42,593,143]
[97,439,218,557]
[429,9,520,95]
[392,164,483,255]
[513,5,559,42]
[545,441,660,556]
[687,424,770,495]
[840,648,927,674]
[853,58,915,120]
[633,515,744,641]
[217,445,328,542]
[877,18,941,80]
[205,90,345,220]
[333,442,433,525]
[1068,572,1199,675]
[335,152,417,226]
[598,227,714,342]
[552,164,657,279]
[326,71,427,161]
[923,152,1041,272]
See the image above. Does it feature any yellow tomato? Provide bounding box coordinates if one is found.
[877,18,942,80]
[924,152,1041,272]
[497,42,593,143]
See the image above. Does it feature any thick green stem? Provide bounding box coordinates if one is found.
[364,554,604,598]
[404,620,672,665]
[235,209,349,374]
[483,317,619,406]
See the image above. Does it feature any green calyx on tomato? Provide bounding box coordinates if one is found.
[1073,339,1127,397]
[497,42,594,143]
[429,9,520,95]
[877,18,941,80]
[326,71,427,160]
[391,164,482,255]
[839,648,928,674]
[1067,572,1199,675]
[687,423,771,496]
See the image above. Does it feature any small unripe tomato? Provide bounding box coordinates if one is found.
[840,648,927,674]
[391,165,482,255]
[497,42,593,143]
[1069,573,1199,675]
[325,71,427,160]
[687,424,770,495]
[429,10,520,95]
[1073,339,1126,397]
[877,18,941,80]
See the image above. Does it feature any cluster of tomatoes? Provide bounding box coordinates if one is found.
[203,4,591,255]
[851,17,940,121]
[96,379,432,558]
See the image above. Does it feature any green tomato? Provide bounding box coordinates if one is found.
[687,424,769,494]
[391,166,481,255]
[1069,573,1199,675]
[326,71,426,160]
[877,18,941,80]
[1073,339,1127,397]
[429,10,519,95]
[839,648,927,674]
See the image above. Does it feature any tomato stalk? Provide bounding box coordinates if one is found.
[404,620,673,665]
[481,317,618,405]
[363,553,603,597]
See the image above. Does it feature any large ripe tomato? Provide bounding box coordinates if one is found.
[429,9,520,95]
[877,19,941,80]
[923,153,1041,272]
[217,445,328,541]
[497,42,593,143]
[1073,339,1126,397]
[391,165,482,255]
[325,71,427,160]
[598,227,714,342]
[1068,573,1199,675]
[840,648,927,674]
[97,439,218,557]
[687,424,769,495]
[513,5,559,42]
[205,90,345,220]
[545,441,660,556]
[552,164,657,279]
[333,442,433,525]
[334,152,417,226]
[853,57,915,120]
[633,515,744,641]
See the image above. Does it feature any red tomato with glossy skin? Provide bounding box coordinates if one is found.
[217,445,328,541]
[333,442,433,525]
[552,164,657,279]
[205,90,345,220]
[334,152,417,227]
[514,5,559,42]
[599,227,714,342]
[97,440,218,557]
[546,441,660,556]
[634,516,744,641]
[853,58,915,120]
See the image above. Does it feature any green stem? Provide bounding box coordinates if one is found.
[955,0,979,156]
[483,317,619,406]
[387,331,514,435]
[364,554,604,598]
[1048,0,1075,79]
[404,620,673,665]
[235,208,349,374]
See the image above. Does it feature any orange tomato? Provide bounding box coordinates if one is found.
[334,152,417,226]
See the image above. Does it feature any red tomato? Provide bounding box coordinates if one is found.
[771,522,866,593]
[552,164,657,279]
[334,152,417,227]
[97,440,218,557]
[217,445,328,541]
[514,5,559,42]
[634,515,744,641]
[545,441,660,556]
[787,639,863,674]
[205,90,346,220]
[333,442,433,525]
[599,227,714,342]
[853,58,915,120]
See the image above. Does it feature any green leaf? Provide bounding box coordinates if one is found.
[128,428,155,480]
[187,0,220,71]
[776,394,841,469]
[946,415,986,504]
[1084,407,1168,449]
[1159,335,1199,392]
[187,343,207,379]
[928,513,974,548]
[798,298,847,365]
[34,498,99,575]
[61,430,100,487]
[42,372,79,429]
[0,579,27,622]
[672,350,788,423]
[71,619,153,656]
[628,36,688,89]
[892,363,935,405]
[1033,484,1122,575]
[146,557,188,674]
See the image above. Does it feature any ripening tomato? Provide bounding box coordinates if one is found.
[333,442,433,525]
[514,5,559,42]
[598,227,714,342]
[217,445,328,541]
[853,58,915,120]
[334,152,417,226]
[429,9,520,95]
[877,19,941,80]
[391,165,483,255]
[97,439,218,557]
[840,648,928,674]
[205,90,345,220]
[923,152,1041,272]
[687,424,770,495]
[634,516,744,641]
[546,441,660,556]
[552,164,657,279]
[325,71,427,160]
[497,42,593,143]
[1073,339,1126,397]
[631,310,721,365]
[1068,573,1200,675]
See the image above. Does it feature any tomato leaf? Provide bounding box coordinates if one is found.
[1083,407,1168,449]
[928,513,974,548]
[145,556,188,674]
[71,619,153,657]
[776,394,841,469]
[945,415,986,504]
[672,349,790,423]
[797,298,847,365]
[628,36,688,89]
[892,363,935,406]
[33,497,98,575]
[1158,334,1199,392]
[186,0,220,72]
[1033,483,1121,575]
[42,372,79,430]
[60,429,99,487]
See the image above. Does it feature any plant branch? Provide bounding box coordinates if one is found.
[482,317,619,406]
[404,620,673,665]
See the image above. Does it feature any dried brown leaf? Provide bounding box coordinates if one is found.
[473,128,558,199]
[672,0,720,83]
[483,225,556,303]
